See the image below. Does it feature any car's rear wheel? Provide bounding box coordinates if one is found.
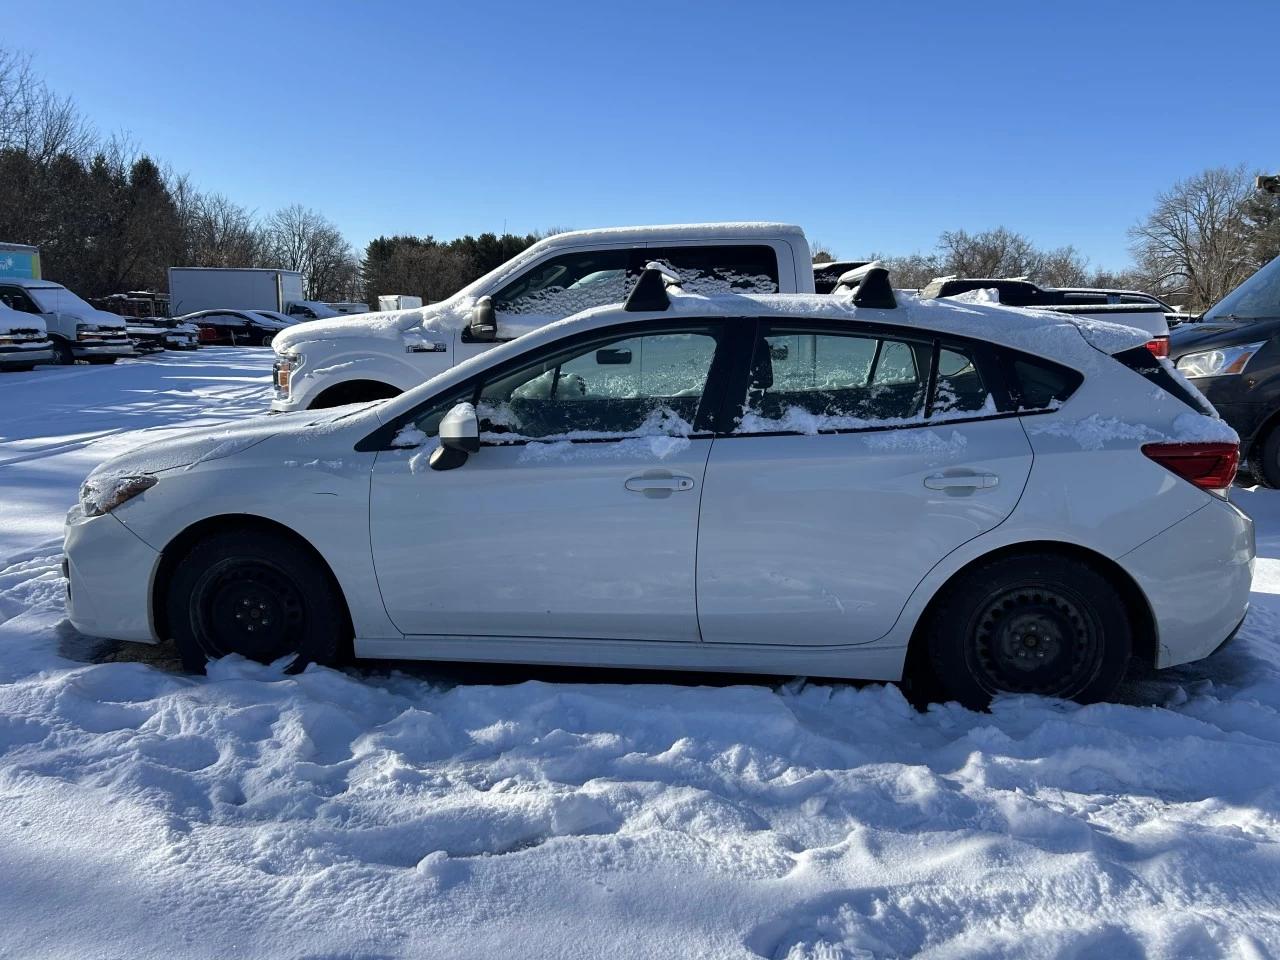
[260,334,274,347]
[926,553,1131,709]
[166,531,349,673]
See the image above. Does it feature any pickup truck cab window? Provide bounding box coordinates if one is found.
[646,244,780,294]
[493,250,632,317]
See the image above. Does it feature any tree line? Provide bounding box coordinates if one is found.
[1,45,1276,314]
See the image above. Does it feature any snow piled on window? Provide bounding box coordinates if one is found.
[499,274,633,317]
[736,395,995,436]
[481,405,694,446]
[518,435,691,463]
[391,424,429,448]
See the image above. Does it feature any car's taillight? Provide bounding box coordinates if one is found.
[1145,336,1170,358]
[1142,441,1238,496]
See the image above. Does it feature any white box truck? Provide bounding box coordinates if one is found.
[377,295,423,311]
[168,267,326,318]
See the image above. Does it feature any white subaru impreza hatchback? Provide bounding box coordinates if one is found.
[64,267,1254,707]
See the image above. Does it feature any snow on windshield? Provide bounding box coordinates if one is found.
[25,284,95,315]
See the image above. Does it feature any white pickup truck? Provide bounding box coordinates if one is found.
[271,223,814,411]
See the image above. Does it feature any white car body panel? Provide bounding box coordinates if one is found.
[66,287,1253,691]
[370,439,713,641]
[270,223,813,413]
[696,417,1033,646]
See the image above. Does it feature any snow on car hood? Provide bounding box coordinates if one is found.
[272,305,457,353]
[0,303,45,335]
[83,407,368,483]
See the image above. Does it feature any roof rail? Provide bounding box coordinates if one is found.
[624,261,683,312]
[834,260,897,309]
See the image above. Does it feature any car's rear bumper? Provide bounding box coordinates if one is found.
[63,505,159,643]
[1119,497,1254,668]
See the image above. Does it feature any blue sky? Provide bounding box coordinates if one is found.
[7,0,1277,269]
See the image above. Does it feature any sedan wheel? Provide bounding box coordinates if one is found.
[166,530,349,673]
[926,553,1132,709]
[260,334,274,347]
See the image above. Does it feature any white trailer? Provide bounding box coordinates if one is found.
[168,267,305,316]
[377,295,423,311]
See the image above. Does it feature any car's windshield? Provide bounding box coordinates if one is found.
[25,284,96,315]
[1204,255,1280,321]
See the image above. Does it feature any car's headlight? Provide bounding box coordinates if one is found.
[75,322,103,340]
[1175,341,1266,378]
[273,354,300,394]
[79,475,157,517]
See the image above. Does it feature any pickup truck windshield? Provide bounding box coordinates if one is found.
[1205,255,1280,321]
[26,284,96,316]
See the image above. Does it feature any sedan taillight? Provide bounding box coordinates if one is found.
[1145,336,1170,358]
[1142,441,1238,496]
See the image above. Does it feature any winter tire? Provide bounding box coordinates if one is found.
[927,553,1132,709]
[167,531,350,673]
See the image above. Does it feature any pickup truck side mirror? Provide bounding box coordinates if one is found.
[467,296,497,341]
[429,402,480,471]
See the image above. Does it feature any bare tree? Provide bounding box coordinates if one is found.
[0,47,94,162]
[260,204,353,301]
[810,242,836,264]
[1129,165,1256,312]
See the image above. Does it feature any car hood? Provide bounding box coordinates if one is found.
[272,303,461,354]
[1169,317,1280,357]
[84,406,377,483]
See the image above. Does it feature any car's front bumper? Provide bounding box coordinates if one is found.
[1120,497,1255,668]
[0,344,54,367]
[72,340,134,359]
[64,505,160,643]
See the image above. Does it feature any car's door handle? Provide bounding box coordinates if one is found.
[625,476,695,493]
[924,472,999,490]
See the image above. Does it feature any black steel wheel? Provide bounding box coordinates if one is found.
[166,529,350,673]
[925,553,1132,709]
[51,340,75,365]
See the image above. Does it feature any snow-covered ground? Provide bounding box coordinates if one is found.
[3,349,1280,959]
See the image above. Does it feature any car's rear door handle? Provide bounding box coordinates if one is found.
[625,476,695,493]
[924,472,999,490]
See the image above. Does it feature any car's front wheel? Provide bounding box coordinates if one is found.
[260,334,274,347]
[926,553,1132,709]
[51,340,74,365]
[166,530,349,673]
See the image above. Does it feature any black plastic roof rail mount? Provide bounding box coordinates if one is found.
[850,266,897,310]
[625,266,675,312]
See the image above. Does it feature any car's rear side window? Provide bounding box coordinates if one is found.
[1003,353,1084,410]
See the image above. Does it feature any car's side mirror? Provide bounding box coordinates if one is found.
[595,347,632,365]
[467,296,497,341]
[429,402,480,471]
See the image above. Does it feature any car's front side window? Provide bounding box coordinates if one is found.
[475,327,723,441]
[493,250,633,317]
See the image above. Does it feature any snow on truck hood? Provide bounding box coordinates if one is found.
[272,305,454,353]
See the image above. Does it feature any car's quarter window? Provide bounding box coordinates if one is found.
[492,249,633,317]
[475,326,724,441]
[932,344,993,416]
[1002,353,1084,410]
[645,245,780,294]
[736,325,930,432]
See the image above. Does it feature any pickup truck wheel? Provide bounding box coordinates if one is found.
[309,380,403,409]
[167,531,349,673]
[926,553,1131,710]
[51,341,75,365]
[86,357,117,365]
